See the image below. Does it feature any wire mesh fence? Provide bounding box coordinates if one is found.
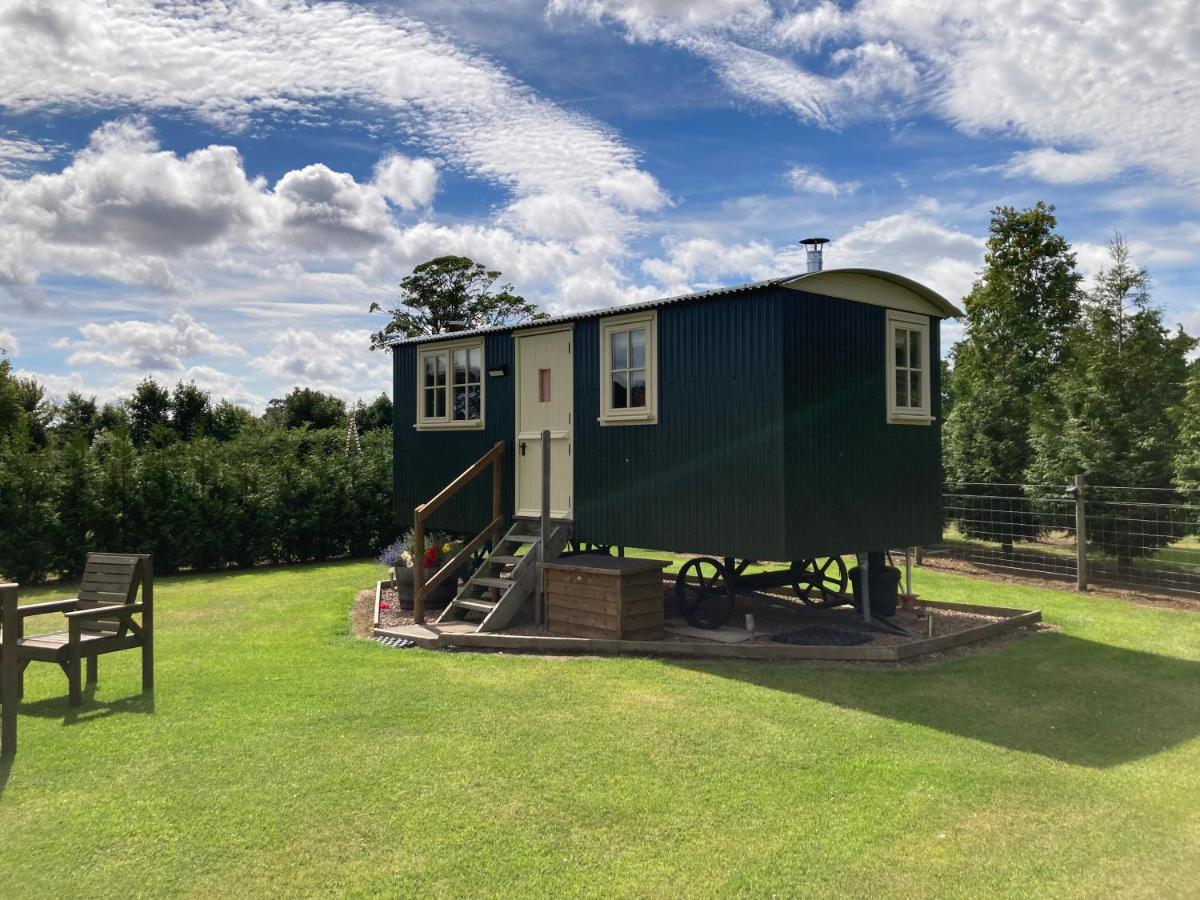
[929,480,1200,598]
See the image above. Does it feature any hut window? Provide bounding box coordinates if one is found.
[416,339,485,429]
[600,311,657,425]
[886,311,931,424]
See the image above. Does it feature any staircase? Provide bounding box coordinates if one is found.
[437,521,568,632]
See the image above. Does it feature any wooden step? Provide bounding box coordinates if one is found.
[501,532,540,544]
[453,598,498,613]
[472,576,514,589]
[487,554,522,566]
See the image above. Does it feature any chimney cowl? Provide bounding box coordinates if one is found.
[800,237,829,273]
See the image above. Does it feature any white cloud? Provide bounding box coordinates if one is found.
[786,165,860,197]
[552,0,1200,187]
[641,236,774,288]
[0,327,18,354]
[250,328,390,402]
[0,133,59,174]
[1004,147,1121,185]
[0,0,664,217]
[372,154,438,211]
[64,312,243,371]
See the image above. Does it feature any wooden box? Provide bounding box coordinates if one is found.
[540,554,667,641]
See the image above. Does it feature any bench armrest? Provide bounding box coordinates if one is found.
[64,603,144,622]
[17,599,78,618]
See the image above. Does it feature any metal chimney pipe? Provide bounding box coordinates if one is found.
[800,237,830,273]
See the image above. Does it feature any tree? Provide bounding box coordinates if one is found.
[263,387,347,431]
[54,392,100,445]
[354,393,393,433]
[170,381,214,439]
[369,255,544,348]
[211,399,255,441]
[944,203,1082,550]
[1028,236,1193,566]
[128,378,172,446]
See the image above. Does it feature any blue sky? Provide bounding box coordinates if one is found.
[0,0,1197,409]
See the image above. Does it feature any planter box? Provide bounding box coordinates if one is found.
[540,554,667,640]
[391,569,457,610]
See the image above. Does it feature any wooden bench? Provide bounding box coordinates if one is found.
[0,554,153,737]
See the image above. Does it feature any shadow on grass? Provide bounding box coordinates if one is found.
[668,632,1200,767]
[18,688,155,726]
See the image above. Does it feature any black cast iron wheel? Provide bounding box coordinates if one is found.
[790,557,850,608]
[675,556,736,629]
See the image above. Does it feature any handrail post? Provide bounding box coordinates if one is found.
[413,509,426,626]
[538,429,551,627]
[492,444,504,552]
[2,583,18,755]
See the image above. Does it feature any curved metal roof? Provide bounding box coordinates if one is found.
[386,267,960,346]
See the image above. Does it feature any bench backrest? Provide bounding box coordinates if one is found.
[78,553,143,633]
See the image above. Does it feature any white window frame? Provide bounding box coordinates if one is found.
[599,310,658,426]
[415,337,486,430]
[886,310,932,425]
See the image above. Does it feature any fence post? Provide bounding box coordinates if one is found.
[2,583,18,756]
[1075,473,1089,592]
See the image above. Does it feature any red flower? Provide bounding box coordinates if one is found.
[379,602,391,610]
[424,546,440,568]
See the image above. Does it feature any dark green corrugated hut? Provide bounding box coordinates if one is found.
[390,268,961,562]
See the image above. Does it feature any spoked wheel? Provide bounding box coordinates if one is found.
[675,557,736,629]
[790,557,850,608]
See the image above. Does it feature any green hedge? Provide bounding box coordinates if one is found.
[0,426,393,584]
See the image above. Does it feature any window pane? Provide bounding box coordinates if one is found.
[909,370,922,408]
[538,368,551,403]
[611,371,628,409]
[895,372,908,408]
[612,330,628,370]
[453,349,467,385]
[452,385,466,420]
[435,353,447,387]
[909,330,922,370]
[629,369,646,408]
[466,384,481,420]
[424,387,436,418]
[424,356,435,388]
[894,328,908,368]
[630,327,646,369]
[435,385,446,417]
[468,347,481,383]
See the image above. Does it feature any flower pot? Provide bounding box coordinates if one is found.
[391,567,457,611]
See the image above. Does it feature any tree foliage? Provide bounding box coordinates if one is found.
[1027,237,1194,562]
[944,203,1082,547]
[369,255,544,348]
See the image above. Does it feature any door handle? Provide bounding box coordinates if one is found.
[519,441,527,456]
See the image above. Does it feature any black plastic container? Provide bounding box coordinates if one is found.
[849,551,900,617]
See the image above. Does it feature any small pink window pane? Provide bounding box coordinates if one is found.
[538,368,551,403]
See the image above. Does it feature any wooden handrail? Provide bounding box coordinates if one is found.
[413,441,506,624]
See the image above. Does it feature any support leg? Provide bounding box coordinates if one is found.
[67,626,82,708]
[86,654,98,685]
[1,585,17,755]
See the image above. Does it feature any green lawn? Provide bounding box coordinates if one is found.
[2,561,1198,898]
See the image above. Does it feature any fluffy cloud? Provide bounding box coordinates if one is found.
[0,0,664,220]
[786,165,860,197]
[250,328,390,401]
[641,236,774,288]
[552,0,1200,187]
[0,327,18,354]
[1004,147,1121,185]
[372,154,438,211]
[64,313,243,371]
[0,133,59,174]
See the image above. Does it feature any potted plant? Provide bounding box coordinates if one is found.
[379,530,462,610]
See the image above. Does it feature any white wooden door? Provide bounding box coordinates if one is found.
[515,327,573,519]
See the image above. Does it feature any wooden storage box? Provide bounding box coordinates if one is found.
[540,554,667,640]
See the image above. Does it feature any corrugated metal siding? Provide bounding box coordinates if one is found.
[573,290,789,558]
[782,291,943,557]
[391,334,515,536]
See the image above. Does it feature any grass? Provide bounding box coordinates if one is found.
[2,560,1199,898]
